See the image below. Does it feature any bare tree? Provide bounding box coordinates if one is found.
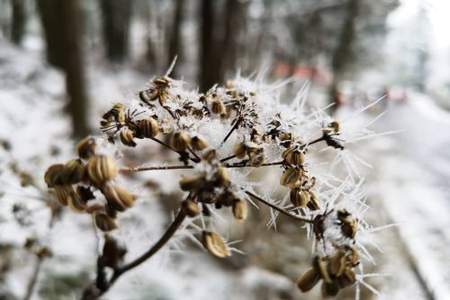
[10,0,26,45]
[99,0,133,63]
[167,0,184,75]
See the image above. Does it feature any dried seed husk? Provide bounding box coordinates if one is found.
[215,167,230,186]
[61,159,85,184]
[307,191,320,210]
[329,251,346,277]
[94,212,117,232]
[248,151,264,166]
[102,235,127,269]
[67,191,86,212]
[44,164,65,187]
[211,99,226,115]
[290,188,310,208]
[77,137,96,159]
[202,149,217,162]
[232,199,248,221]
[86,155,118,187]
[171,131,191,151]
[120,128,137,147]
[316,257,332,283]
[282,148,305,166]
[179,175,205,191]
[202,231,230,258]
[297,268,321,292]
[280,168,302,188]
[103,184,136,211]
[137,118,160,138]
[337,268,356,288]
[139,88,158,104]
[338,210,358,239]
[321,281,340,298]
[85,204,104,214]
[191,135,208,151]
[233,142,247,159]
[182,199,200,217]
[54,185,75,206]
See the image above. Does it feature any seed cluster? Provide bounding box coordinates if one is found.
[44,73,374,298]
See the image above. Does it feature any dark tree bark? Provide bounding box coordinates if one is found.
[198,0,221,92]
[36,0,65,68]
[99,0,133,63]
[167,0,184,75]
[61,0,90,138]
[10,0,26,45]
[328,0,360,112]
[37,0,90,138]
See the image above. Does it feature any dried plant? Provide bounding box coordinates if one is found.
[44,65,384,299]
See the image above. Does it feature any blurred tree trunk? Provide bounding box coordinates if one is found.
[10,0,26,45]
[220,0,248,79]
[38,0,90,138]
[36,0,65,68]
[61,0,90,138]
[199,0,221,91]
[328,0,359,112]
[167,0,184,75]
[99,0,132,63]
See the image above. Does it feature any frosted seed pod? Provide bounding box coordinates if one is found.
[120,128,137,147]
[182,199,200,217]
[321,282,340,298]
[337,210,358,239]
[44,164,65,187]
[307,191,320,210]
[77,137,96,159]
[94,212,117,232]
[316,257,332,283]
[137,118,160,138]
[337,268,356,288]
[297,268,321,292]
[202,231,231,258]
[171,131,191,151]
[190,135,208,151]
[232,199,248,221]
[211,99,226,115]
[282,148,305,166]
[139,88,158,104]
[61,159,85,184]
[86,155,118,187]
[280,168,302,188]
[103,184,136,212]
[179,175,205,191]
[290,189,309,208]
[328,251,346,277]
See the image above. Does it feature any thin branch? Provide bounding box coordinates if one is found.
[220,117,241,146]
[23,256,43,300]
[149,137,199,163]
[220,154,236,162]
[245,190,313,223]
[121,165,194,172]
[224,160,283,168]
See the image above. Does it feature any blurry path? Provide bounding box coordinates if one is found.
[374,94,450,300]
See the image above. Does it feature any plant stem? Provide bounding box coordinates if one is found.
[245,190,313,223]
[149,137,199,163]
[225,161,283,168]
[23,256,44,300]
[220,154,236,162]
[220,117,241,146]
[121,165,194,172]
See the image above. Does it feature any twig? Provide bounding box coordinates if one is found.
[149,137,199,163]
[220,154,236,162]
[220,117,241,146]
[23,256,44,300]
[245,190,313,223]
[121,165,194,172]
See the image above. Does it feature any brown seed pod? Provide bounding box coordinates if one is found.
[297,268,321,292]
[120,128,137,147]
[67,191,86,212]
[321,281,340,298]
[77,137,96,159]
[280,168,303,188]
[61,159,85,184]
[190,135,208,151]
[233,142,247,159]
[328,251,346,277]
[137,118,160,138]
[139,88,158,104]
[44,164,65,187]
[316,256,332,283]
[337,210,358,239]
[232,199,248,221]
[103,184,136,212]
[282,148,305,166]
[86,155,118,187]
[179,175,205,191]
[182,199,200,217]
[290,188,310,208]
[337,268,356,288]
[171,131,191,151]
[54,185,75,206]
[202,231,230,258]
[94,212,118,232]
[211,99,226,115]
[214,167,230,187]
[307,191,320,210]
